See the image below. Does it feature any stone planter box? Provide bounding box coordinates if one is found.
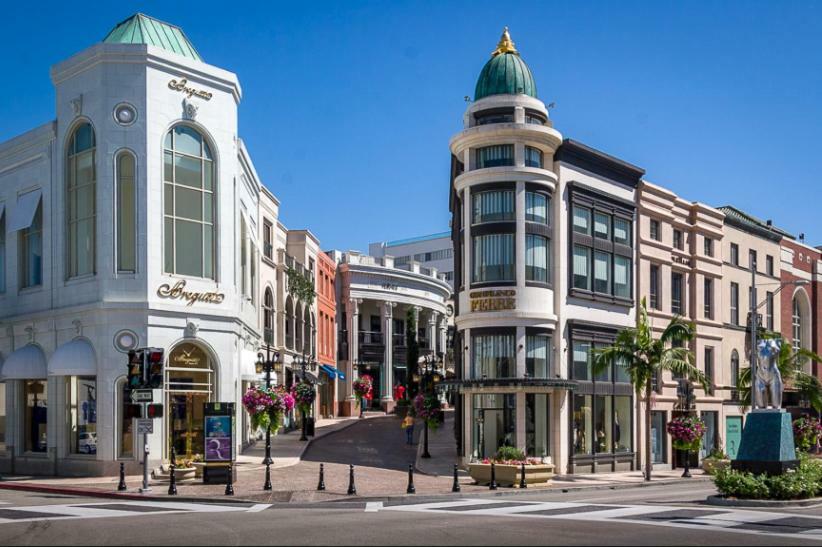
[192,462,206,479]
[702,458,731,475]
[468,463,555,487]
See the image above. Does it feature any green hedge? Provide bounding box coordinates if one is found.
[714,456,822,500]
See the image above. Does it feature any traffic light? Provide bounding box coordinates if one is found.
[146,403,164,419]
[127,350,144,390]
[124,403,143,419]
[143,348,164,389]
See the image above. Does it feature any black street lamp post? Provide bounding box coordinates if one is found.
[417,354,443,460]
[255,346,281,466]
[295,332,317,442]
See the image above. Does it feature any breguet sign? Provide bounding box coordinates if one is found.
[168,78,213,101]
[157,280,225,306]
[469,290,516,312]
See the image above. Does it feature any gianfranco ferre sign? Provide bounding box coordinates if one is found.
[168,78,213,101]
[469,289,516,312]
[157,280,225,306]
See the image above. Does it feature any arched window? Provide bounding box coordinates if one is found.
[793,297,803,352]
[163,125,215,279]
[264,288,274,345]
[285,296,294,350]
[308,310,315,358]
[67,122,96,278]
[730,350,740,401]
[116,151,136,273]
[295,302,304,353]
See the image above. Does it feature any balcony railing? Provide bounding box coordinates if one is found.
[358,331,384,346]
[392,333,407,347]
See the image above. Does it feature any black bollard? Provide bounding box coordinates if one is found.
[452,464,461,493]
[168,447,178,496]
[117,462,127,492]
[347,464,357,495]
[225,464,234,496]
[406,465,416,494]
[489,462,498,490]
[263,461,272,491]
[519,462,527,489]
[316,463,326,491]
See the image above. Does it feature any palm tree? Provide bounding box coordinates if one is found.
[736,333,822,413]
[593,298,709,481]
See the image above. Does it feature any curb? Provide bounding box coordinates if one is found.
[0,482,260,505]
[705,494,822,508]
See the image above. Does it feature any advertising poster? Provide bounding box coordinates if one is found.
[204,415,232,462]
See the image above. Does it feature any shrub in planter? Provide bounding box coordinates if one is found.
[714,455,822,500]
[702,448,731,475]
[714,468,769,499]
[495,446,526,463]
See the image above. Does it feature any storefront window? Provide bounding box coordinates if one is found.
[24,380,47,453]
[472,332,515,379]
[118,380,134,458]
[0,383,6,452]
[700,411,718,459]
[472,233,515,283]
[572,395,592,455]
[651,411,667,463]
[526,333,550,378]
[594,395,612,454]
[167,344,213,460]
[68,376,97,455]
[526,393,549,458]
[614,396,632,453]
[472,394,516,460]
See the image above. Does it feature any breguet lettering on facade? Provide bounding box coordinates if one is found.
[168,78,213,100]
[157,280,225,306]
[469,289,516,312]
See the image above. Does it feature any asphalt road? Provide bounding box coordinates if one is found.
[2,483,822,545]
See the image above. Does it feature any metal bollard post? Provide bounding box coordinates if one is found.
[519,462,527,489]
[406,465,416,494]
[316,463,326,491]
[347,464,357,495]
[263,461,272,491]
[489,462,498,490]
[225,464,234,496]
[168,447,178,496]
[117,462,127,492]
[452,464,461,493]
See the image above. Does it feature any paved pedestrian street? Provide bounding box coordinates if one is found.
[375,498,822,542]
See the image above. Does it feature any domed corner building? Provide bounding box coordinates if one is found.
[448,28,646,474]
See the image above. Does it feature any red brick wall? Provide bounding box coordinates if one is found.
[780,240,822,378]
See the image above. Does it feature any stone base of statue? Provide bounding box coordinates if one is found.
[731,409,798,476]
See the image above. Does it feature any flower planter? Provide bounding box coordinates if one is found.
[192,462,206,479]
[701,458,731,475]
[468,463,555,487]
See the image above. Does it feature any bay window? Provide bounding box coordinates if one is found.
[472,190,514,224]
[67,122,96,278]
[163,125,216,279]
[526,331,550,378]
[472,331,515,379]
[472,233,514,283]
[524,146,543,168]
[525,191,549,224]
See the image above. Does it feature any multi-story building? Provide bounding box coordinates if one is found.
[448,28,643,473]
[0,14,265,475]
[316,250,338,418]
[369,232,455,288]
[636,181,726,466]
[780,239,822,383]
[335,252,450,415]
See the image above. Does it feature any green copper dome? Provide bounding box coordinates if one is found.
[474,28,537,101]
[103,13,202,61]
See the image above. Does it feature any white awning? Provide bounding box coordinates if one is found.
[48,339,97,376]
[240,349,259,381]
[9,189,42,232]
[1,344,47,380]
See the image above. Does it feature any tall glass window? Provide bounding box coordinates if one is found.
[571,202,633,300]
[116,152,136,273]
[614,255,631,299]
[793,297,803,352]
[472,190,514,224]
[526,333,550,378]
[68,377,97,455]
[264,288,275,344]
[472,233,514,283]
[67,122,96,278]
[671,272,684,315]
[525,191,549,224]
[472,332,515,379]
[118,380,134,458]
[472,394,516,460]
[594,213,610,240]
[766,291,774,331]
[614,218,631,246]
[524,146,543,168]
[20,203,43,289]
[476,145,514,168]
[572,341,591,380]
[730,282,740,325]
[704,347,714,394]
[649,264,659,310]
[594,395,613,454]
[593,251,611,294]
[572,395,593,455]
[730,350,740,400]
[572,206,591,235]
[526,393,550,458]
[0,213,5,293]
[573,245,590,290]
[163,125,215,279]
[704,278,713,319]
[525,234,549,282]
[614,396,632,453]
[24,380,47,453]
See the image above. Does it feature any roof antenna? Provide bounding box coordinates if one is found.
[800,233,806,242]
[464,96,471,102]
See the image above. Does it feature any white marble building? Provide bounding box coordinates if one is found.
[0,14,267,476]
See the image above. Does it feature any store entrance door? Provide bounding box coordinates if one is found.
[165,343,214,463]
[725,416,743,460]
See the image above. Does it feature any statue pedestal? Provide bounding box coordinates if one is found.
[731,409,798,476]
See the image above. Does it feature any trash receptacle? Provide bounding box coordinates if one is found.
[307,417,315,437]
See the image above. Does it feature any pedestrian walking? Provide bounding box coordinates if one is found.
[401,414,415,445]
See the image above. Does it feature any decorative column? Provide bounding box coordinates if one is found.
[428,312,438,352]
[346,298,362,416]
[382,301,396,413]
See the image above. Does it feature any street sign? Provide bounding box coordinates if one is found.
[136,419,154,434]
[131,389,153,403]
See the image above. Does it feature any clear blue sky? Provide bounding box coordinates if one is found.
[3,1,822,251]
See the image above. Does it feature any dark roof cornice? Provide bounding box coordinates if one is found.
[555,139,645,188]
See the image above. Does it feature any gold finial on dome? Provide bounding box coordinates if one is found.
[491,26,518,57]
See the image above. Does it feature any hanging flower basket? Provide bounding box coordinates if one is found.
[667,415,706,452]
[412,393,442,430]
[353,374,373,405]
[292,382,316,414]
[242,385,295,435]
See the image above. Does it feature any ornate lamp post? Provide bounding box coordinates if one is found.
[294,351,317,441]
[255,347,282,465]
[418,353,443,459]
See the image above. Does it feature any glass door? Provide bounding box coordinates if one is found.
[650,411,666,464]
